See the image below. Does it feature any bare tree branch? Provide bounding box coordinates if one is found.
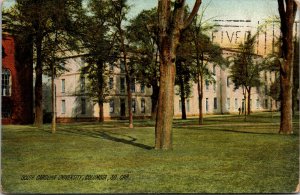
[183,0,202,29]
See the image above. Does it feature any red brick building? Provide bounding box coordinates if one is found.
[2,34,33,124]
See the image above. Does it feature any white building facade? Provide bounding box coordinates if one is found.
[55,19,292,122]
[55,57,153,122]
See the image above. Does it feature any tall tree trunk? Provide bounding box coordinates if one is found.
[119,27,133,128]
[247,87,251,115]
[195,24,203,125]
[34,35,43,127]
[280,76,293,133]
[125,74,133,128]
[278,0,297,134]
[200,74,204,123]
[97,61,104,123]
[51,64,56,133]
[155,59,176,150]
[155,0,202,150]
[151,82,159,120]
[98,98,104,122]
[197,73,204,125]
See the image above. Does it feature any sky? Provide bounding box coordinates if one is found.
[2,0,297,36]
[127,0,280,23]
[2,0,280,22]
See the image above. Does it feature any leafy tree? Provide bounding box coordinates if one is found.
[229,35,262,120]
[4,0,82,128]
[155,0,202,150]
[189,14,224,125]
[262,18,298,117]
[110,0,134,128]
[43,31,69,133]
[77,0,117,122]
[277,0,297,134]
[127,8,160,120]
[175,58,193,120]
[175,27,195,120]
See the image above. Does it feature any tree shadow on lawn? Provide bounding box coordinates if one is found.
[57,127,154,150]
[175,125,286,135]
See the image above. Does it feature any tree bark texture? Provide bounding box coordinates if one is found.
[34,35,43,127]
[278,0,297,134]
[98,99,104,122]
[155,0,202,150]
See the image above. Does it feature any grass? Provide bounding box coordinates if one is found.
[1,112,299,193]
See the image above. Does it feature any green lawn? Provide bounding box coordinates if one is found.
[1,112,299,193]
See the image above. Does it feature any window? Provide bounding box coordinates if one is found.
[120,61,125,73]
[179,100,182,112]
[264,85,268,95]
[227,98,230,110]
[141,99,145,113]
[235,98,238,110]
[206,98,209,112]
[61,79,65,93]
[214,97,217,109]
[187,99,190,113]
[132,99,136,113]
[2,101,12,118]
[120,77,125,93]
[61,100,66,114]
[109,77,114,90]
[2,69,11,96]
[213,82,216,92]
[81,98,86,114]
[227,77,230,87]
[205,80,209,90]
[256,99,260,109]
[80,76,85,93]
[109,99,114,113]
[130,79,136,93]
[265,99,268,109]
[140,83,145,93]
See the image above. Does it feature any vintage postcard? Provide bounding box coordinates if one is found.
[1,0,299,193]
